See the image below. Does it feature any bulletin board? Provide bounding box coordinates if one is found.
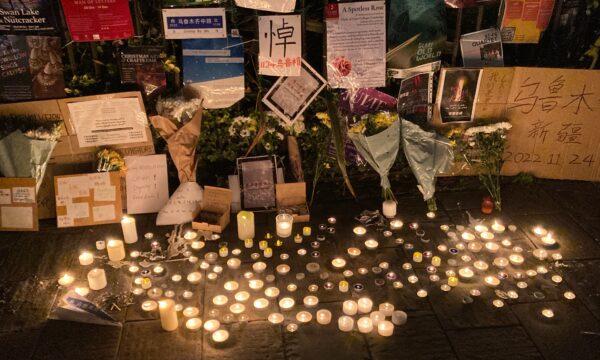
[54,172,123,228]
[0,178,38,232]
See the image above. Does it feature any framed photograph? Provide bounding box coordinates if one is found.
[237,155,278,211]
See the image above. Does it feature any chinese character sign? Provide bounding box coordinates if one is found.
[258,15,302,77]
[60,0,134,42]
[162,8,226,40]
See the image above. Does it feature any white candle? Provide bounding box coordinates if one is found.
[106,239,126,262]
[235,291,250,302]
[249,279,264,290]
[461,232,476,241]
[364,239,379,250]
[276,213,293,238]
[485,242,500,253]
[353,226,367,235]
[338,316,354,332]
[213,295,228,306]
[382,200,397,218]
[331,258,346,269]
[58,273,74,286]
[303,295,319,308]
[252,261,267,273]
[357,297,373,313]
[141,300,157,311]
[187,272,202,284]
[377,320,394,336]
[237,211,255,240]
[268,312,284,324]
[75,286,89,296]
[493,257,509,268]
[253,298,269,310]
[347,247,361,258]
[357,317,373,333]
[316,309,332,324]
[533,226,548,237]
[509,253,525,266]
[458,267,474,279]
[474,224,488,233]
[390,219,403,229]
[296,311,312,323]
[541,233,556,246]
[484,275,500,287]
[370,311,385,326]
[342,300,358,316]
[276,264,291,275]
[212,329,229,343]
[121,216,138,244]
[480,232,494,240]
[265,287,280,298]
[87,268,107,290]
[473,261,489,271]
[379,302,394,317]
[541,308,554,318]
[227,258,241,269]
[203,319,220,332]
[230,303,246,314]
[279,297,295,310]
[491,221,505,233]
[186,317,202,331]
[79,251,94,266]
[159,299,178,331]
[392,310,407,325]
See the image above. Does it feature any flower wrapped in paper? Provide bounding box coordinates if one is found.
[0,115,61,191]
[150,94,204,225]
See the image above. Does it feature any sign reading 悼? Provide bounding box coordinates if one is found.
[258,14,302,77]
[162,8,226,39]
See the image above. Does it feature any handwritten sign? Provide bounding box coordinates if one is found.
[475,67,600,181]
[238,156,277,211]
[155,182,203,226]
[0,178,37,231]
[258,14,302,77]
[125,155,169,214]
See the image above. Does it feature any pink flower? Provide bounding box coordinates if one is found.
[332,56,352,76]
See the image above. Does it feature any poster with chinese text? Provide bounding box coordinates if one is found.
[0,0,57,33]
[258,14,301,77]
[60,0,134,42]
[325,1,386,88]
[500,0,555,43]
[162,8,226,40]
[436,68,482,123]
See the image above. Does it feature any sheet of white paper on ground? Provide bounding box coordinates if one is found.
[125,155,169,214]
[67,98,148,148]
[93,205,116,222]
[258,14,302,77]
[235,0,296,13]
[12,187,35,203]
[263,59,327,125]
[0,189,11,205]
[156,182,203,226]
[1,206,33,229]
[162,8,227,40]
[48,291,120,327]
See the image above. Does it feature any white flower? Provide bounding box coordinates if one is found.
[266,127,276,134]
[292,120,305,135]
[264,142,272,151]
[228,125,237,136]
[277,132,285,140]
[240,129,250,138]
[464,122,512,137]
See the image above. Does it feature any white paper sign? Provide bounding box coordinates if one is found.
[1,206,33,229]
[93,205,116,222]
[125,155,169,214]
[162,8,227,40]
[94,186,116,202]
[259,15,302,77]
[12,187,35,204]
[235,0,296,13]
[325,1,386,88]
[156,182,203,226]
[68,98,148,148]
[0,189,11,205]
[57,215,74,227]
[263,59,327,125]
[67,202,90,219]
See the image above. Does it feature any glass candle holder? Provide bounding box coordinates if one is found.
[276,213,294,238]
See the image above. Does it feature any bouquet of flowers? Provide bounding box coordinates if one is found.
[96,149,126,172]
[0,114,61,190]
[448,121,512,211]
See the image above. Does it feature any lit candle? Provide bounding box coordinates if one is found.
[121,216,138,244]
[303,295,319,308]
[153,265,164,275]
[379,302,394,317]
[431,256,441,267]
[276,213,293,238]
[339,280,349,293]
[377,320,394,336]
[493,257,509,268]
[491,221,505,233]
[364,239,379,250]
[230,303,246,314]
[106,239,126,262]
[235,291,250,302]
[264,247,273,258]
[252,262,267,273]
[509,253,525,266]
[227,258,241,269]
[484,275,500,287]
[473,260,489,271]
[212,329,229,343]
[533,226,548,237]
[183,230,197,240]
[75,286,89,296]
[58,273,75,286]
[186,317,202,331]
[382,200,397,218]
[412,252,423,263]
[191,240,205,250]
[533,249,548,260]
[370,311,384,326]
[95,240,105,250]
[253,298,269,310]
[461,232,476,241]
[353,226,367,235]
[480,231,494,240]
[468,242,483,253]
[541,232,556,246]
[237,211,255,240]
[338,316,354,332]
[279,297,295,310]
[474,224,488,233]
[347,247,361,258]
[391,310,407,325]
[183,306,199,318]
[159,299,178,331]
[87,268,107,290]
[303,226,312,236]
[203,319,220,332]
[541,308,554,318]
[485,242,500,253]
[448,276,459,287]
[316,309,332,324]
[458,267,474,279]
[390,219,403,229]
[296,311,312,323]
[331,258,346,269]
[268,312,284,324]
[276,264,291,275]
[187,271,202,284]
[357,317,373,333]
[357,297,373,313]
[343,300,358,315]
[249,279,264,290]
[79,251,94,266]
[244,238,253,248]
[213,295,228,306]
[141,300,157,311]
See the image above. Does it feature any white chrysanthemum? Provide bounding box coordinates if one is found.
[240,129,250,138]
[292,120,305,134]
[228,125,236,136]
[277,132,285,140]
[465,122,512,137]
[264,142,272,151]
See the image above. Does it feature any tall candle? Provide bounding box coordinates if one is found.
[342,300,358,316]
[316,309,332,324]
[107,239,125,262]
[357,317,373,333]
[159,299,178,331]
[382,200,397,218]
[357,297,373,313]
[370,311,384,326]
[338,316,354,332]
[276,214,293,238]
[237,211,255,240]
[121,216,138,244]
[87,268,107,290]
[79,251,94,266]
[377,320,394,336]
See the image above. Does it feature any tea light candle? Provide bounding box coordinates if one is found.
[265,287,280,298]
[347,247,361,258]
[390,219,403,229]
[171,274,182,282]
[159,299,178,331]
[493,257,509,268]
[353,226,366,235]
[370,311,384,326]
[296,311,312,323]
[95,240,105,250]
[474,224,488,233]
[541,233,556,246]
[253,298,269,310]
[249,279,264,290]
[141,300,157,311]
[448,276,459,287]
[279,297,295,310]
[203,319,220,332]
[480,231,494,240]
[87,268,107,290]
[212,329,229,343]
[302,226,312,236]
[191,240,205,250]
[343,300,358,315]
[58,273,75,286]
[461,232,476,241]
[379,302,394,317]
[78,251,94,266]
[412,252,423,263]
[392,310,407,325]
[237,211,255,240]
[235,291,250,302]
[213,295,228,306]
[533,249,548,260]
[75,286,89,296]
[541,308,554,318]
[252,261,267,273]
[382,200,397,218]
[339,280,349,292]
[357,317,373,333]
[331,258,346,269]
[509,253,525,266]
[187,272,202,284]
[468,242,483,253]
[357,297,373,313]
[276,264,291,275]
[484,275,500,287]
[491,221,505,233]
[153,265,164,275]
[432,256,442,267]
[268,312,284,324]
[533,226,548,237]
[316,309,332,324]
[485,242,500,253]
[473,260,489,271]
[229,302,245,314]
[106,239,126,262]
[338,316,354,332]
[378,320,394,336]
[264,247,273,258]
[276,213,293,238]
[121,216,138,244]
[364,239,379,250]
[458,267,474,279]
[186,317,202,331]
[303,295,319,308]
[183,306,199,318]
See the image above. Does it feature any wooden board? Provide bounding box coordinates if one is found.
[0,177,38,231]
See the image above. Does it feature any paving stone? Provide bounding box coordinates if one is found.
[203,320,284,360]
[511,300,600,360]
[446,326,542,360]
[0,279,58,332]
[501,184,562,216]
[438,189,489,211]
[32,320,121,360]
[0,328,41,360]
[118,320,202,360]
[562,259,600,320]
[365,310,457,360]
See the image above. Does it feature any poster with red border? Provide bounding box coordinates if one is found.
[60,0,134,42]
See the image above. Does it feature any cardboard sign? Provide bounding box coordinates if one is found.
[60,0,134,42]
[0,178,38,231]
[276,182,309,223]
[500,0,555,44]
[258,14,302,77]
[238,156,277,211]
[124,155,169,214]
[0,0,58,33]
[474,67,600,181]
[54,172,123,227]
[162,8,226,40]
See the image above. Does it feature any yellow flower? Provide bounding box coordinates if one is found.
[316,112,331,128]
[373,112,395,128]
[348,122,365,134]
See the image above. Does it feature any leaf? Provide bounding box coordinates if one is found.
[325,91,356,198]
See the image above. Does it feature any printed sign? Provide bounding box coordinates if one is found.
[325,1,386,88]
[60,0,134,41]
[0,178,37,231]
[0,0,58,33]
[436,68,482,123]
[258,14,301,77]
[119,46,166,96]
[162,8,226,39]
[460,28,503,67]
[125,155,169,214]
[237,156,278,211]
[262,59,326,125]
[500,0,555,44]
[398,72,433,124]
[235,0,296,13]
